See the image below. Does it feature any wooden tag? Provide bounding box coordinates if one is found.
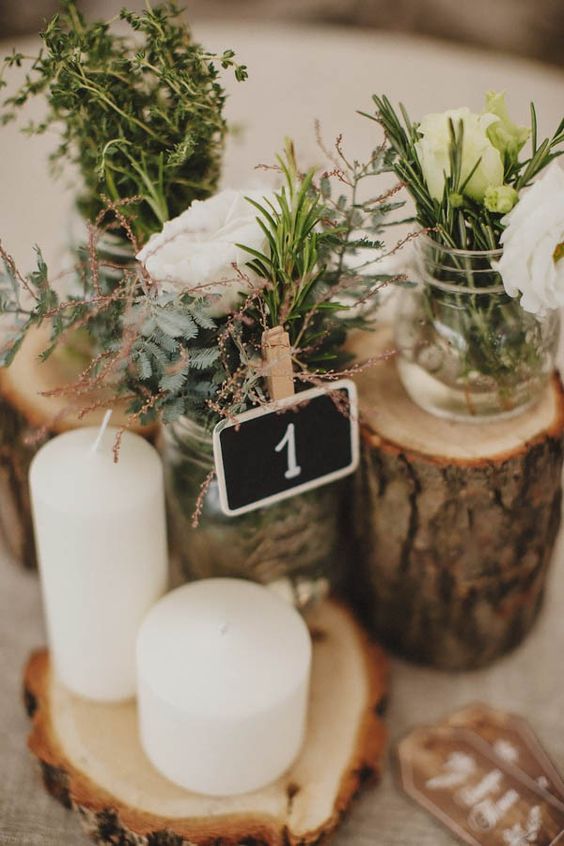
[447,705,564,805]
[397,725,564,846]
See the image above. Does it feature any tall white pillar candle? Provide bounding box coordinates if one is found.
[137,579,312,796]
[30,426,168,701]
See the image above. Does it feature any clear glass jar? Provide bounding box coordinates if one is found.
[395,237,560,421]
[162,416,345,609]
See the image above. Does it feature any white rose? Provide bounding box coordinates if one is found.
[496,163,564,315]
[416,107,504,202]
[136,189,271,316]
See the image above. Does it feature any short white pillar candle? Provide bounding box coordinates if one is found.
[30,425,168,702]
[137,578,312,796]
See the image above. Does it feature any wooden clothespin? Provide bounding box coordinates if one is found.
[261,326,294,401]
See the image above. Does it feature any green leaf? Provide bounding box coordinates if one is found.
[159,369,188,392]
[189,346,220,370]
[153,307,198,339]
[136,350,152,379]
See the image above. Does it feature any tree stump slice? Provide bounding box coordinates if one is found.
[23,599,388,846]
[0,325,155,569]
[349,328,564,671]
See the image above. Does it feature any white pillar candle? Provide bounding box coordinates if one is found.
[137,578,312,796]
[30,425,168,702]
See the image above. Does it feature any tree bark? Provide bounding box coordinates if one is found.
[23,600,388,846]
[0,326,155,568]
[349,330,564,670]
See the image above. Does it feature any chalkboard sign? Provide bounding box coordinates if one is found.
[213,380,359,516]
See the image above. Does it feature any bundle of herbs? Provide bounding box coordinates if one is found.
[0,138,405,431]
[0,0,247,241]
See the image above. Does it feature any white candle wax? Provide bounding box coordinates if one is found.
[137,578,312,796]
[30,426,168,701]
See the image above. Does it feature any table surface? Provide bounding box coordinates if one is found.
[1,21,563,846]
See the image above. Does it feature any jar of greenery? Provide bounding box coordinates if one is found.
[1,0,248,364]
[395,236,559,420]
[373,91,563,421]
[0,139,401,601]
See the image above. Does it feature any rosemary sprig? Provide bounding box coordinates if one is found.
[238,138,402,373]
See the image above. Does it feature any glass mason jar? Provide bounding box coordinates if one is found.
[162,416,345,609]
[394,237,560,422]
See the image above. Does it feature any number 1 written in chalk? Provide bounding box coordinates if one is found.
[275,423,302,480]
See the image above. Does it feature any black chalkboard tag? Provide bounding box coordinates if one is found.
[213,379,359,517]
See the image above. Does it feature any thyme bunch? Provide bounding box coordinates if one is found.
[1,0,247,240]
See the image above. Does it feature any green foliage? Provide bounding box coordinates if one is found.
[241,138,406,374]
[242,145,333,326]
[239,141,344,370]
[0,0,247,240]
[369,95,564,251]
[367,95,563,403]
[0,137,403,428]
[0,246,59,366]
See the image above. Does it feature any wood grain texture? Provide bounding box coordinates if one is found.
[349,329,564,670]
[23,600,388,846]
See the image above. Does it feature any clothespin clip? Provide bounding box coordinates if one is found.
[261,326,294,401]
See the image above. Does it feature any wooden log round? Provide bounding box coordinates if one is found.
[0,325,155,568]
[23,600,388,846]
[349,329,564,671]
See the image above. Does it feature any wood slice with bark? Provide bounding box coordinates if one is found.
[0,325,155,569]
[23,599,388,846]
[348,328,564,670]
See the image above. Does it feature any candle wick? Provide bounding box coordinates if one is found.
[91,410,113,453]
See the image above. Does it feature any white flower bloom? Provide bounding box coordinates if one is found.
[416,107,504,202]
[136,189,271,316]
[496,164,564,315]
